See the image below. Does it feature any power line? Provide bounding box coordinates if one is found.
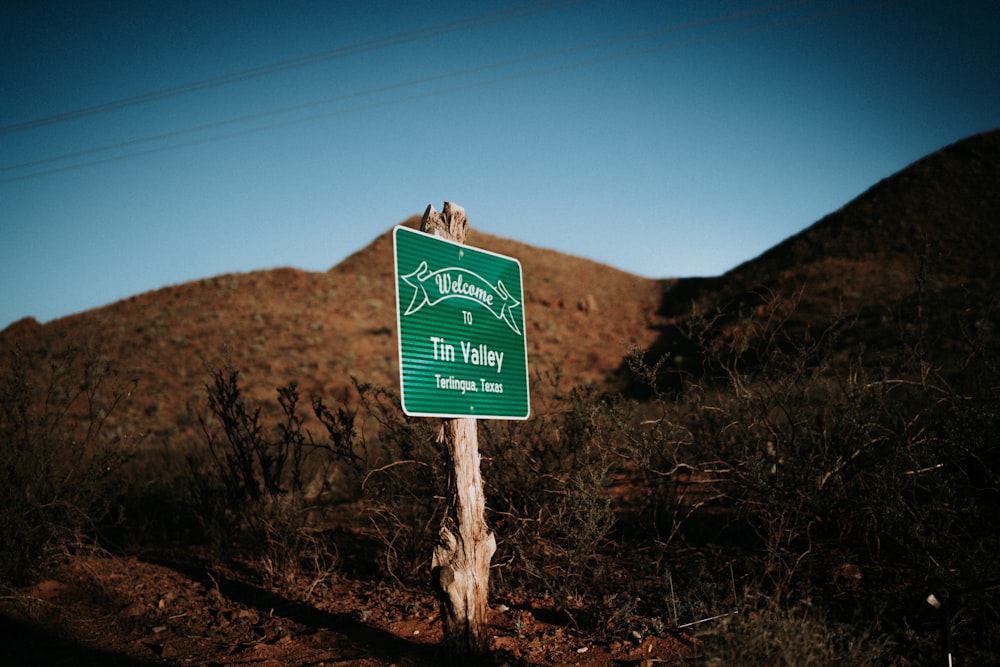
[0,0,587,136]
[0,0,903,185]
[0,0,820,175]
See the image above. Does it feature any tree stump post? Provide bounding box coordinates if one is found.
[421,202,496,664]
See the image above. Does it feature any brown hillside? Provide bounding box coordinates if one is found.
[0,215,664,446]
[644,128,1000,383]
[3,129,997,443]
[725,128,1000,299]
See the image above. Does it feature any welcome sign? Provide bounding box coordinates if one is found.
[393,225,530,419]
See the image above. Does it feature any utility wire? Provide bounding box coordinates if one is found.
[0,0,819,175]
[0,0,587,136]
[0,0,903,185]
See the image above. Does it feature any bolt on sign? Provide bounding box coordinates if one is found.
[393,225,530,419]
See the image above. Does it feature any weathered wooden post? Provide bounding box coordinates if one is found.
[393,201,529,664]
[420,202,496,662]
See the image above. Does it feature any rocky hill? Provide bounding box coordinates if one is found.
[642,128,1000,387]
[1,217,665,447]
[3,129,998,445]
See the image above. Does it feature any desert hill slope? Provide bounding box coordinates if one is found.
[3,129,998,443]
[644,128,1000,384]
[0,216,664,446]
[724,127,1000,304]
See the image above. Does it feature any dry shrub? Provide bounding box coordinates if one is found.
[0,345,137,585]
[189,370,444,585]
[189,366,347,584]
[479,375,636,634]
[627,287,1000,663]
[345,380,446,581]
[692,597,890,666]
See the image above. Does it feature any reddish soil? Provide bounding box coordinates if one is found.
[1,549,689,666]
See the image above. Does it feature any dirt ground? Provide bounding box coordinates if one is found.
[0,549,690,666]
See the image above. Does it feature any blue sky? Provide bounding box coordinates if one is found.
[2,0,998,331]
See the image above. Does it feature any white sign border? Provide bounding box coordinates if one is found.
[393,225,531,420]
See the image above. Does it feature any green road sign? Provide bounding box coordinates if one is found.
[393,226,530,419]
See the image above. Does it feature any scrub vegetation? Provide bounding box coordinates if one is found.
[1,129,998,665]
